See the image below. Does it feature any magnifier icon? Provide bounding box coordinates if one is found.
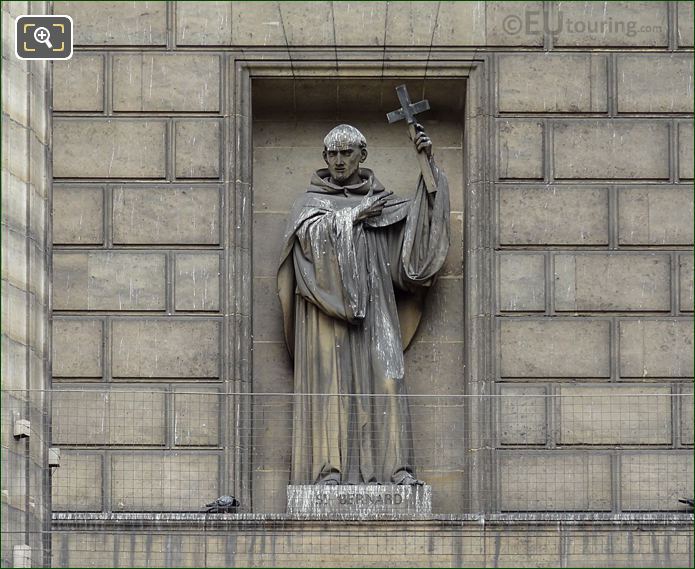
[33,26,53,48]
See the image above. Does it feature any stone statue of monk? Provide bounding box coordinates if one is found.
[277,124,450,485]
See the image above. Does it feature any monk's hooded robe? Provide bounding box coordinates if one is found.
[277,164,450,485]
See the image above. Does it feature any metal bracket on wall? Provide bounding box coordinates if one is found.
[13,418,30,439]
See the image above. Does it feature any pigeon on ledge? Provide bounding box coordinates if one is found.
[204,496,240,513]
[678,498,694,510]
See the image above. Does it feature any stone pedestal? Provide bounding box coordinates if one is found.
[286,485,432,519]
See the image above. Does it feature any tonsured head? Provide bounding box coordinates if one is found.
[322,124,368,185]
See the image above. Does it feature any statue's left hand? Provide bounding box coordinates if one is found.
[413,123,432,159]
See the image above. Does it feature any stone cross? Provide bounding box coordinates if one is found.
[386,84,438,193]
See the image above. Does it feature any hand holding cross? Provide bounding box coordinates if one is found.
[387,84,438,194]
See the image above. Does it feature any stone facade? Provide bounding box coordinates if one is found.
[1,0,693,566]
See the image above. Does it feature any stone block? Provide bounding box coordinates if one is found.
[499,452,612,511]
[112,319,220,378]
[554,253,671,312]
[410,403,466,470]
[51,452,102,511]
[174,388,221,446]
[404,342,464,396]
[52,319,102,377]
[682,384,693,445]
[499,186,608,245]
[334,3,388,45]
[52,390,108,445]
[252,394,292,470]
[679,122,693,180]
[52,186,103,245]
[499,385,547,445]
[52,54,103,112]
[498,54,607,112]
[175,120,221,179]
[553,121,669,179]
[498,120,543,179]
[175,253,221,312]
[416,277,464,342]
[112,54,220,112]
[54,1,166,45]
[417,470,466,514]
[2,116,28,182]
[113,186,220,245]
[253,277,285,342]
[2,59,28,127]
[2,228,27,291]
[109,390,166,445]
[432,2,486,46]
[53,120,166,179]
[486,2,544,46]
[441,212,463,277]
[279,2,334,45]
[680,255,694,313]
[620,452,694,511]
[2,171,27,235]
[500,319,610,378]
[618,187,694,245]
[231,2,285,46]
[253,341,293,393]
[253,212,289,277]
[53,252,166,311]
[176,1,232,45]
[551,2,668,47]
[2,282,28,346]
[384,2,441,46]
[559,385,672,445]
[499,253,545,312]
[2,336,27,392]
[252,469,289,513]
[619,319,693,378]
[678,1,694,47]
[111,453,220,511]
[287,485,431,519]
[617,54,693,113]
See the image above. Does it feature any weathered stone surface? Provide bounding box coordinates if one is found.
[53,120,166,179]
[500,320,609,378]
[112,320,220,378]
[252,469,289,514]
[384,2,441,46]
[552,2,668,47]
[618,187,694,245]
[498,120,543,179]
[52,186,103,245]
[499,385,547,445]
[559,385,672,445]
[52,54,104,112]
[175,121,221,179]
[52,389,166,445]
[53,252,166,311]
[253,277,284,342]
[680,255,694,313]
[499,186,608,245]
[2,228,27,290]
[554,253,671,312]
[174,388,220,446]
[253,212,289,277]
[111,453,220,511]
[2,59,28,128]
[498,54,607,112]
[252,394,292,470]
[113,187,220,245]
[54,1,167,45]
[3,116,28,181]
[617,54,694,113]
[682,384,694,446]
[2,282,27,346]
[620,452,694,510]
[678,1,694,47]
[279,2,334,45]
[51,452,102,511]
[499,253,545,312]
[176,1,232,45]
[333,3,388,45]
[679,122,693,179]
[252,341,293,393]
[619,319,693,378]
[287,485,431,519]
[486,2,544,46]
[553,121,669,179]
[416,278,464,342]
[2,171,27,235]
[231,1,285,46]
[52,319,102,378]
[175,253,220,312]
[432,2,486,46]
[404,342,464,396]
[113,55,220,112]
[499,452,611,511]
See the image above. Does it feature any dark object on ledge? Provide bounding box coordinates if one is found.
[204,495,240,513]
[678,498,694,510]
